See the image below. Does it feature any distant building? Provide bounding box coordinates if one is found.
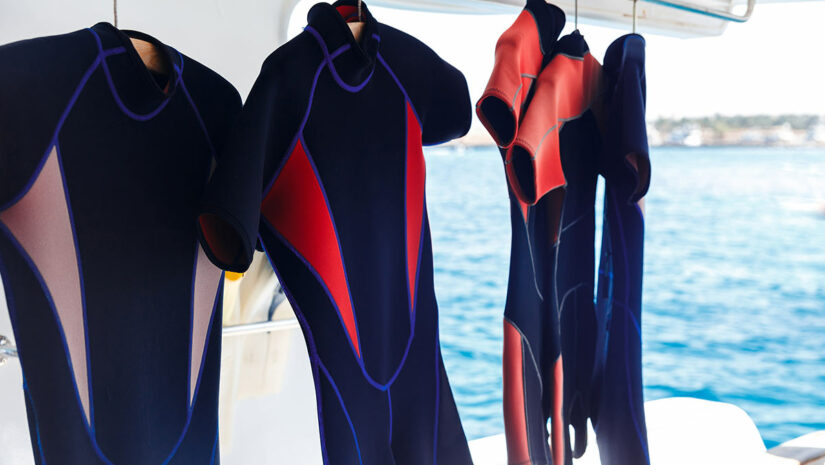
[650,114,824,148]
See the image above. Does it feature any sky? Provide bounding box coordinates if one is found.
[290,1,825,119]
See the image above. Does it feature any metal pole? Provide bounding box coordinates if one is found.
[222,319,301,338]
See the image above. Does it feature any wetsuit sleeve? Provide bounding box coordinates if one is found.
[422,57,472,146]
[610,39,650,203]
[197,83,261,273]
[0,32,98,208]
[198,55,294,271]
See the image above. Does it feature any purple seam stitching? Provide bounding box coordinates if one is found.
[330,44,350,60]
[209,427,219,465]
[376,53,424,128]
[260,45,349,197]
[259,238,331,465]
[403,97,412,319]
[88,28,177,121]
[387,388,393,440]
[262,218,414,391]
[299,137,364,358]
[387,52,426,348]
[178,74,218,158]
[1,29,202,461]
[412,203,427,318]
[0,50,102,213]
[186,242,199,410]
[318,360,364,464]
[297,136,418,390]
[0,221,115,465]
[261,50,418,387]
[261,220,360,366]
[615,301,642,336]
[404,106,427,325]
[262,61,326,198]
[403,104,418,324]
[190,277,224,418]
[0,243,47,464]
[39,42,188,460]
[23,383,48,463]
[178,82,215,155]
[160,277,223,465]
[53,144,96,434]
[305,26,373,93]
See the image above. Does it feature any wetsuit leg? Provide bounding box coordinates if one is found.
[503,187,564,465]
[592,185,650,465]
[554,114,601,465]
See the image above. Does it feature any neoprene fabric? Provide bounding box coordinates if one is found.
[0,23,253,464]
[478,11,652,465]
[236,1,473,463]
[590,33,651,465]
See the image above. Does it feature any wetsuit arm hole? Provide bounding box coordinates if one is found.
[198,206,254,273]
[625,151,650,202]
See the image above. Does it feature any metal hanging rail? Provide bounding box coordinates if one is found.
[0,335,16,363]
[643,0,755,23]
[0,346,16,359]
[0,318,302,366]
[222,319,301,338]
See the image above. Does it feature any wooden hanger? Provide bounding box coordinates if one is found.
[130,38,170,75]
[348,0,365,42]
[113,0,169,75]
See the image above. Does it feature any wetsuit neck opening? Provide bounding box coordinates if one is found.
[91,23,182,118]
[307,0,380,91]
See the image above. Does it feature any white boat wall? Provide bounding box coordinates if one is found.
[1,1,823,464]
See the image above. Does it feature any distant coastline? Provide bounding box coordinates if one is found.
[450,114,825,149]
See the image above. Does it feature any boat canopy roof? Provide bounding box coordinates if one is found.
[0,0,763,97]
[372,0,755,37]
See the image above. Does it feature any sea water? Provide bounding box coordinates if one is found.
[426,145,825,448]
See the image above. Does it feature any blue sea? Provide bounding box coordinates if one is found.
[426,145,825,449]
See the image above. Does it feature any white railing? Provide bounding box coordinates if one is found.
[222,319,300,338]
[0,318,302,364]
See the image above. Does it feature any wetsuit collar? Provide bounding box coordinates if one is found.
[306,0,380,90]
[90,23,182,117]
[602,33,650,202]
[524,0,566,60]
[603,33,645,86]
[553,29,591,59]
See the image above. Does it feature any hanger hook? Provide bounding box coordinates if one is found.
[633,0,638,33]
[574,0,578,30]
[113,0,118,27]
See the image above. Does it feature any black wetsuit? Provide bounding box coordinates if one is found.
[589,33,651,465]
[228,1,473,463]
[0,23,252,464]
[479,17,651,465]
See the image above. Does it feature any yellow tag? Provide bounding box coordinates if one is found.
[225,271,244,282]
